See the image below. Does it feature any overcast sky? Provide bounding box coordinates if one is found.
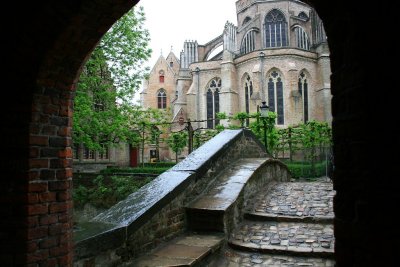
[137,0,238,69]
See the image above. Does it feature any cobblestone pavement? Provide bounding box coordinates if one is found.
[248,179,335,219]
[210,247,335,267]
[210,178,336,266]
[230,221,334,253]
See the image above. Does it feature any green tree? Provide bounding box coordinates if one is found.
[73,7,152,152]
[129,107,170,167]
[167,132,188,163]
[299,120,332,175]
[233,112,249,128]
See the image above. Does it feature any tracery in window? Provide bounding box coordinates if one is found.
[240,30,257,54]
[264,9,288,48]
[267,70,284,124]
[157,89,167,109]
[298,71,309,122]
[294,26,310,50]
[206,78,221,129]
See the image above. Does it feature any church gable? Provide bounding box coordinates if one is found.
[166,52,180,74]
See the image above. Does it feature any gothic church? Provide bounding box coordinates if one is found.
[141,0,331,161]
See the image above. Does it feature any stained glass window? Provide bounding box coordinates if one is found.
[267,70,284,125]
[206,78,221,129]
[264,9,288,48]
[157,89,167,109]
[298,71,309,122]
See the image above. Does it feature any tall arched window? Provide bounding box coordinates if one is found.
[206,78,221,129]
[240,30,257,55]
[298,71,309,122]
[267,70,284,125]
[157,89,167,109]
[294,26,310,50]
[244,75,253,126]
[264,9,288,48]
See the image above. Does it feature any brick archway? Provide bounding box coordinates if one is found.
[2,1,139,265]
[2,1,398,266]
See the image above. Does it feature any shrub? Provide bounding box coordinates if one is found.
[73,175,153,209]
[284,160,327,179]
[100,166,171,175]
[143,162,176,168]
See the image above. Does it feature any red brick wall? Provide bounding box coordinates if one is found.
[2,1,139,266]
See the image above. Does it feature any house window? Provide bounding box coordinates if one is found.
[159,70,165,83]
[240,30,257,55]
[267,70,284,125]
[157,89,167,109]
[170,61,173,67]
[298,71,309,122]
[206,78,221,129]
[244,75,253,126]
[294,26,310,50]
[83,146,95,159]
[264,9,288,48]
[99,145,109,160]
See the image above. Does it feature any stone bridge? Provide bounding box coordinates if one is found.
[74,129,291,266]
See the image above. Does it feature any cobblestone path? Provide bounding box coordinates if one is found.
[210,178,336,266]
[250,181,334,219]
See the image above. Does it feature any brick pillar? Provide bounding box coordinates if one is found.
[26,86,75,265]
[3,0,140,265]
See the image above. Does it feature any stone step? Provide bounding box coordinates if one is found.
[123,233,225,267]
[245,180,335,223]
[186,158,268,232]
[210,247,335,267]
[245,211,333,224]
[228,220,334,258]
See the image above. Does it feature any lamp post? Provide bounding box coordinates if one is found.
[260,101,269,154]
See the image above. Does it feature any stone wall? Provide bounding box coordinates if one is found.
[224,159,290,236]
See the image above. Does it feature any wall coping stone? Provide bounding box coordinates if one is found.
[173,129,265,179]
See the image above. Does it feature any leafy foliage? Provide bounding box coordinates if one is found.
[100,167,171,175]
[73,7,152,151]
[73,175,153,209]
[167,131,188,162]
[193,129,219,149]
[96,6,152,101]
[284,160,328,178]
[128,107,171,166]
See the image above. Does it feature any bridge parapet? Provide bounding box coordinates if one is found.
[74,129,290,266]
